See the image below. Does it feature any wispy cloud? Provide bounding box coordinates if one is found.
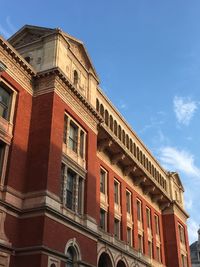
[0,16,16,38]
[158,146,200,178]
[173,96,198,126]
[0,24,11,38]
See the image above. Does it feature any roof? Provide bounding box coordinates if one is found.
[8,24,99,81]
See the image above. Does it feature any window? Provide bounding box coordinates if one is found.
[100,209,107,231]
[178,224,185,244]
[114,218,120,239]
[155,214,160,235]
[146,207,151,229]
[114,180,120,204]
[181,254,187,267]
[137,199,142,222]
[156,246,161,262]
[100,168,107,194]
[126,190,131,214]
[73,70,78,86]
[66,169,76,210]
[127,227,132,245]
[69,121,78,152]
[138,234,143,253]
[66,247,75,267]
[148,241,153,258]
[61,163,84,215]
[0,84,11,120]
[0,142,5,177]
[63,114,86,159]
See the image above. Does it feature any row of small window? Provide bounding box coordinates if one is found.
[100,210,162,261]
[96,99,167,191]
[101,168,160,234]
[61,163,84,215]
[63,114,86,159]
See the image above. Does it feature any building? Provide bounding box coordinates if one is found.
[190,228,200,267]
[0,25,191,267]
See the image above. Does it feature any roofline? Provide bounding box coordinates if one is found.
[0,34,36,76]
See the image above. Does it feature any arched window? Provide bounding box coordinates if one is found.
[143,154,145,167]
[73,70,78,86]
[66,247,75,267]
[136,147,139,160]
[122,130,125,145]
[110,115,113,131]
[100,104,104,117]
[105,110,109,126]
[114,120,118,136]
[126,134,129,149]
[118,125,122,140]
[96,99,100,112]
[133,143,136,157]
[140,151,142,163]
[50,264,56,267]
[130,139,133,153]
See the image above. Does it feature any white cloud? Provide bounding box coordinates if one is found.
[158,146,200,178]
[173,96,198,126]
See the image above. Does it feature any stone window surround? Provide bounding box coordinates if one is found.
[0,78,17,189]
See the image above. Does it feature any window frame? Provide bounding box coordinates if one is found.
[61,162,85,215]
[114,218,121,239]
[114,179,120,205]
[100,167,107,195]
[63,113,86,161]
[136,199,142,222]
[126,190,132,214]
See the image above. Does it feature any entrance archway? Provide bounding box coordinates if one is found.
[98,252,113,267]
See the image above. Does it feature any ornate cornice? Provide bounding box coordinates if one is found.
[34,67,103,124]
[0,35,36,76]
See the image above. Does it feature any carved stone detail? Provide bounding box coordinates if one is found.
[0,48,33,94]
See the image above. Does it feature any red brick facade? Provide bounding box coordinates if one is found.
[0,25,191,267]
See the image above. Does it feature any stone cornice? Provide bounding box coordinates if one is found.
[0,35,36,76]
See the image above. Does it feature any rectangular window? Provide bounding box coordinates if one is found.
[63,114,86,159]
[61,164,84,215]
[100,168,107,194]
[148,241,153,258]
[69,121,78,152]
[66,169,76,210]
[156,246,161,262]
[100,209,107,231]
[138,234,143,253]
[77,177,83,214]
[80,130,85,158]
[0,142,5,177]
[114,180,120,204]
[0,85,11,120]
[137,199,142,222]
[114,218,120,239]
[127,227,132,245]
[178,224,186,244]
[146,207,151,229]
[63,115,68,144]
[126,190,131,214]
[181,254,187,267]
[155,214,160,235]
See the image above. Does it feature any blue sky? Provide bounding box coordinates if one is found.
[1,0,200,243]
